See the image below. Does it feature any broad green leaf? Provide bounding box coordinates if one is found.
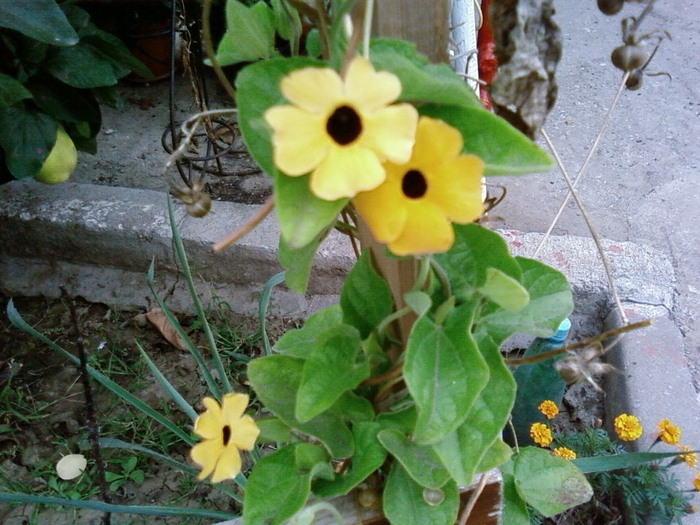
[500,460,531,525]
[362,330,391,375]
[433,335,516,485]
[278,224,330,294]
[215,0,276,66]
[0,107,56,178]
[0,0,78,46]
[304,28,321,57]
[327,391,374,424]
[370,39,482,109]
[247,355,354,458]
[44,43,119,88]
[434,224,522,303]
[273,305,342,358]
[477,438,513,473]
[0,74,31,107]
[383,462,459,525]
[513,447,593,517]
[295,443,334,481]
[479,267,530,312]
[81,29,152,79]
[404,291,432,317]
[573,450,699,474]
[271,0,302,42]
[404,304,489,444]
[296,324,370,422]
[256,417,293,443]
[244,443,329,525]
[28,78,101,124]
[377,428,450,489]
[376,406,417,434]
[418,104,553,175]
[340,249,394,339]
[313,422,387,497]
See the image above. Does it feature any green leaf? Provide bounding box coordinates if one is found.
[404,304,489,444]
[383,462,459,525]
[479,267,530,312]
[340,249,394,339]
[256,417,293,443]
[44,43,119,88]
[271,0,302,42]
[273,305,342,358]
[500,460,531,525]
[0,74,32,107]
[418,104,553,175]
[435,224,522,303]
[376,406,417,434]
[214,0,276,66]
[370,39,482,109]
[513,447,593,517]
[477,438,513,473]
[328,391,374,424]
[0,107,56,178]
[573,450,698,474]
[304,29,321,58]
[279,224,332,294]
[296,324,370,422]
[433,335,516,485]
[295,443,334,481]
[377,428,450,489]
[244,443,328,525]
[27,78,101,125]
[404,291,432,317]
[0,0,78,46]
[247,355,354,458]
[81,29,152,79]
[313,422,387,497]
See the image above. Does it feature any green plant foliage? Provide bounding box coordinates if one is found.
[0,0,78,46]
[273,305,343,358]
[479,267,530,312]
[214,0,277,66]
[377,428,451,489]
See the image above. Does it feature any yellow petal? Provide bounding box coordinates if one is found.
[310,145,385,200]
[191,438,224,480]
[345,57,402,111]
[427,155,484,223]
[280,66,344,113]
[230,415,260,451]
[388,201,454,256]
[361,104,418,164]
[220,393,249,423]
[353,174,407,243]
[265,106,329,175]
[410,117,463,170]
[210,444,243,483]
[194,397,224,439]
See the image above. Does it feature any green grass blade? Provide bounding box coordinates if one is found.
[259,271,286,355]
[134,341,197,422]
[146,259,222,400]
[0,492,237,520]
[7,300,194,446]
[167,195,233,393]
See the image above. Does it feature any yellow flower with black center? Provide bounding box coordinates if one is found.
[552,447,576,460]
[190,393,260,483]
[656,418,681,445]
[538,400,559,420]
[264,56,418,201]
[352,116,484,256]
[614,413,643,442]
[530,422,553,448]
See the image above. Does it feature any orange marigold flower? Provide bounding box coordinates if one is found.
[538,400,559,420]
[614,413,643,441]
[678,445,698,468]
[552,447,577,460]
[530,422,553,447]
[656,418,681,445]
[693,472,700,492]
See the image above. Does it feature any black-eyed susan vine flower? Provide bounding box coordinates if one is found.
[264,56,418,201]
[656,418,682,445]
[538,400,559,420]
[614,413,643,442]
[190,393,260,483]
[352,116,484,256]
[530,422,553,447]
[552,447,576,460]
[678,445,698,468]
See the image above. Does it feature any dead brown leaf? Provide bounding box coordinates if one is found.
[144,308,187,351]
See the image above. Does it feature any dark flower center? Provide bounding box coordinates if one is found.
[222,425,232,446]
[402,170,428,199]
[326,105,362,146]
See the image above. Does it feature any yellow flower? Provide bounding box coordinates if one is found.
[693,472,700,492]
[656,418,681,445]
[264,56,418,201]
[678,445,698,468]
[190,393,260,483]
[530,422,553,448]
[552,447,577,460]
[353,116,484,256]
[614,413,643,442]
[538,400,559,420]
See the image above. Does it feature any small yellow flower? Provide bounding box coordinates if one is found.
[678,445,698,468]
[552,447,577,460]
[353,116,484,256]
[656,418,681,445]
[190,393,260,483]
[614,413,643,442]
[264,56,418,201]
[530,422,553,448]
[538,400,559,420]
[693,472,700,492]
